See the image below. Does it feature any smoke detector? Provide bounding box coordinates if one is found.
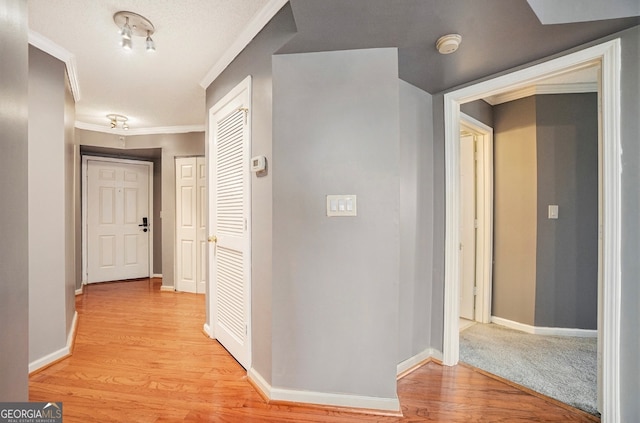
[436,34,462,54]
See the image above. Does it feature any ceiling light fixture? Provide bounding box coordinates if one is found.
[145,30,155,52]
[436,34,462,54]
[107,114,129,130]
[113,11,155,52]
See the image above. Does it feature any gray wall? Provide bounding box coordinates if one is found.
[272,48,399,399]
[492,96,538,326]
[460,99,494,127]
[535,93,598,329]
[617,25,640,423]
[28,46,75,367]
[398,80,434,362]
[0,0,29,401]
[76,130,204,289]
[204,3,297,384]
[491,93,598,329]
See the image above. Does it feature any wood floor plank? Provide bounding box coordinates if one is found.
[29,279,598,422]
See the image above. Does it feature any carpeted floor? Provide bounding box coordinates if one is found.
[460,323,599,416]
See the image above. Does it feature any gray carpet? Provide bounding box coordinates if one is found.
[460,323,599,416]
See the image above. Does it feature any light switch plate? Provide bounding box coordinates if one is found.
[326,195,357,217]
[548,205,559,219]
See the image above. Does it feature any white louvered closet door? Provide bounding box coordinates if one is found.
[208,76,252,369]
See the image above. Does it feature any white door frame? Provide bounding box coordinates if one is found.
[81,156,154,284]
[460,113,493,324]
[442,39,621,421]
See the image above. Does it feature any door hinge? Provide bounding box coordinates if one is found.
[238,107,249,125]
[473,286,477,296]
[474,219,479,228]
[245,323,248,335]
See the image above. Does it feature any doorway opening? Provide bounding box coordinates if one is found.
[442,39,621,421]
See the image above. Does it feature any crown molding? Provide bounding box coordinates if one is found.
[75,121,204,136]
[28,30,81,102]
[484,82,598,105]
[199,0,289,89]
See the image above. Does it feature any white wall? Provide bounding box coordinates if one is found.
[272,48,400,402]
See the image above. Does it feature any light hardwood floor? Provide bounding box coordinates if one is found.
[30,279,599,422]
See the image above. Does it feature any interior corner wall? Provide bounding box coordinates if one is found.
[534,93,598,330]
[492,96,538,326]
[272,47,400,401]
[28,46,69,366]
[429,93,446,352]
[204,3,296,386]
[398,79,434,362]
[0,0,29,401]
[75,130,205,289]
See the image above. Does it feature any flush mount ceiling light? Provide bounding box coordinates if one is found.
[436,34,462,54]
[113,11,155,52]
[107,114,129,131]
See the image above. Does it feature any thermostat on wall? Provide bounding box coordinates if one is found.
[251,156,266,172]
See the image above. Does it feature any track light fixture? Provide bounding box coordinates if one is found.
[113,11,155,52]
[107,114,129,131]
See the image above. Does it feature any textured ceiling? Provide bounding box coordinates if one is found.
[28,0,270,131]
[27,0,639,133]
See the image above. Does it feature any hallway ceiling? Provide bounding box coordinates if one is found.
[28,0,639,134]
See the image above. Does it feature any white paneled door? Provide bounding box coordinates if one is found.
[208,76,252,369]
[87,159,151,283]
[176,156,207,294]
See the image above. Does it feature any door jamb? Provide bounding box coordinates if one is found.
[442,39,621,421]
[81,155,154,284]
[460,113,493,324]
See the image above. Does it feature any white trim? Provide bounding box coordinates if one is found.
[485,82,598,105]
[81,156,154,284]
[397,348,442,376]
[29,311,78,373]
[75,286,83,296]
[491,316,598,338]
[203,323,213,338]
[152,273,163,279]
[442,39,621,422]
[160,285,175,292]
[75,121,205,136]
[459,114,494,324]
[199,0,289,89]
[248,368,401,412]
[28,30,81,102]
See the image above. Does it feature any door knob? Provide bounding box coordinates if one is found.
[208,235,217,243]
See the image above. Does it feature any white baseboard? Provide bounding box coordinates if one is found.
[75,285,83,296]
[248,367,400,412]
[160,285,175,292]
[397,347,442,376]
[152,273,163,278]
[491,316,598,337]
[203,323,213,338]
[29,311,78,373]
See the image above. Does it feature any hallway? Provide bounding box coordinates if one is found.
[29,279,597,422]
